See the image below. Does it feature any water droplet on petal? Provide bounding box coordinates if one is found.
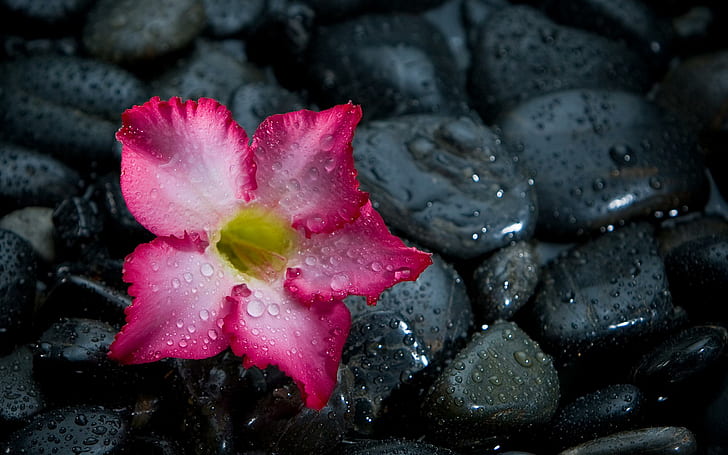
[268,303,280,316]
[370,262,383,272]
[208,329,218,340]
[151,262,160,271]
[200,263,214,277]
[171,278,181,289]
[183,272,193,283]
[247,300,266,317]
[179,340,188,348]
[176,319,184,329]
[330,273,350,291]
[199,310,210,321]
[320,134,335,151]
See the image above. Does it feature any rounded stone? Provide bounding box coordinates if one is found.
[83,0,206,64]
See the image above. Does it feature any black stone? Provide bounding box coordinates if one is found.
[548,384,645,451]
[558,426,697,455]
[343,310,430,435]
[308,14,468,121]
[300,0,445,20]
[659,216,728,323]
[423,0,470,73]
[202,0,265,37]
[83,0,207,64]
[0,0,95,25]
[632,325,728,392]
[0,142,81,215]
[229,82,307,133]
[353,114,536,259]
[540,0,673,72]
[471,241,540,322]
[527,223,681,362]
[0,89,118,170]
[33,318,127,403]
[0,229,37,353]
[423,321,559,448]
[469,5,651,122]
[346,252,472,366]
[52,196,104,257]
[339,438,458,455]
[1,405,127,455]
[0,346,45,430]
[241,368,353,454]
[498,89,709,240]
[0,55,148,120]
[151,39,264,102]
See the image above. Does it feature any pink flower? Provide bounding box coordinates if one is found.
[108,97,432,409]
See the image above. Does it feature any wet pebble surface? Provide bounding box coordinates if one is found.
[1,0,728,453]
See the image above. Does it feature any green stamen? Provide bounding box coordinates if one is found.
[216,207,297,281]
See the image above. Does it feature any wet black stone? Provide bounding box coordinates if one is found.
[0,346,45,429]
[0,89,118,170]
[655,51,728,135]
[527,223,681,362]
[92,173,154,258]
[559,426,697,455]
[245,1,315,90]
[202,0,265,37]
[632,325,728,392]
[469,5,651,122]
[0,142,81,215]
[300,0,445,19]
[353,114,536,259]
[83,0,207,64]
[1,405,127,455]
[308,14,468,121]
[339,438,458,455]
[151,39,264,102]
[0,207,56,262]
[659,216,728,322]
[241,368,353,454]
[498,89,709,240]
[0,0,95,25]
[700,368,728,454]
[540,0,673,71]
[346,252,472,366]
[33,318,125,403]
[423,321,559,449]
[0,55,148,120]
[548,384,645,451]
[229,82,307,133]
[0,229,37,353]
[52,196,104,258]
[40,266,130,327]
[342,310,430,435]
[471,241,540,322]
[423,0,470,73]
[462,0,509,48]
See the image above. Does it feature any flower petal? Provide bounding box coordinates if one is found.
[118,97,256,239]
[250,102,368,236]
[222,279,351,409]
[108,234,238,363]
[285,201,433,305]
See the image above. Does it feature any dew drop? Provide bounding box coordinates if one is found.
[247,300,266,317]
[200,263,214,277]
[199,310,210,321]
[330,273,350,291]
[320,134,335,151]
[151,262,160,271]
[268,303,280,316]
[171,278,181,289]
[208,329,218,340]
[183,272,193,283]
[179,340,188,348]
[176,319,184,329]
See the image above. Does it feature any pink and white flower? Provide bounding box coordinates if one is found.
[108,97,432,409]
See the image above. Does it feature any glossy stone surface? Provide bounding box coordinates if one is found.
[559,426,697,455]
[498,89,709,240]
[353,114,536,259]
[423,321,559,448]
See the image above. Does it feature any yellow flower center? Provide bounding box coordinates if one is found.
[215,207,297,281]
